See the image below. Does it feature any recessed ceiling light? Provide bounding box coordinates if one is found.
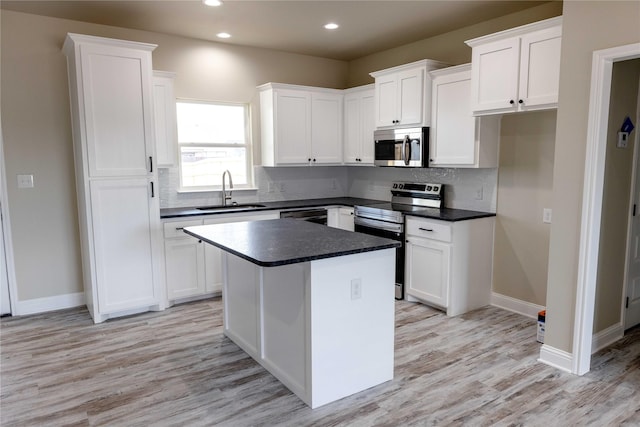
[203,0,222,6]
[217,32,231,39]
[324,23,339,30]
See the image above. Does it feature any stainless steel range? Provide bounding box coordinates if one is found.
[354,182,444,300]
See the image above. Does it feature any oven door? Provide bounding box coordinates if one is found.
[354,217,405,299]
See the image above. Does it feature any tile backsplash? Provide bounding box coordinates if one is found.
[159,165,497,212]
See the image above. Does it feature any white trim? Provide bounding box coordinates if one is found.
[538,344,573,373]
[491,292,545,319]
[591,323,624,354]
[14,292,85,316]
[0,121,18,316]
[572,43,640,376]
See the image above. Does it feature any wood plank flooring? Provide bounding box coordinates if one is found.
[1,297,639,426]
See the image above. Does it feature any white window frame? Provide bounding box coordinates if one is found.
[176,99,254,192]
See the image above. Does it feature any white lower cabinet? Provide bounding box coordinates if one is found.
[327,207,354,231]
[405,216,494,316]
[163,211,279,304]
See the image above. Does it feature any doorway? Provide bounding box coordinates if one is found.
[574,43,640,376]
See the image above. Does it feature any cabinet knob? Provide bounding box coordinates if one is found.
[312,158,316,162]
[308,158,311,162]
[518,99,524,104]
[509,100,515,105]
[405,239,409,243]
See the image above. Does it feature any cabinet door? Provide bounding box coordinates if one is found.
[343,93,360,164]
[90,178,160,313]
[165,238,205,300]
[405,237,451,308]
[397,67,424,127]
[337,207,355,231]
[470,38,520,114]
[374,73,398,128]
[518,26,562,110]
[275,90,311,164]
[430,71,476,166]
[311,92,343,164]
[360,92,375,165]
[80,43,155,177]
[153,72,178,167]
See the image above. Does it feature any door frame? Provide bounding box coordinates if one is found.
[574,42,640,375]
[0,122,18,315]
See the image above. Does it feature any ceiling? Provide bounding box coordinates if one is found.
[0,0,552,61]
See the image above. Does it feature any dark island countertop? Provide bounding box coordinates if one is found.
[161,197,495,222]
[183,218,401,267]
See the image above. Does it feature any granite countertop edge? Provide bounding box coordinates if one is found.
[161,197,496,222]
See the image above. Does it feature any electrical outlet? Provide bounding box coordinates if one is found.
[267,182,275,193]
[475,187,484,200]
[543,208,552,224]
[279,182,286,193]
[351,278,362,300]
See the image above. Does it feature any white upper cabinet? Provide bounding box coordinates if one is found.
[466,16,562,116]
[259,83,343,166]
[343,85,375,165]
[370,59,449,129]
[429,64,500,168]
[73,39,156,177]
[153,71,178,167]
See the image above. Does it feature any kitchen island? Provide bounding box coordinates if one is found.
[184,219,401,408]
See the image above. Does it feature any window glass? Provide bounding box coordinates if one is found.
[176,101,251,189]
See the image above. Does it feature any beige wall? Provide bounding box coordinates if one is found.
[594,59,640,333]
[0,10,348,301]
[347,2,562,86]
[545,1,640,353]
[493,111,556,305]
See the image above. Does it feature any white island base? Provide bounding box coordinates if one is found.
[222,248,395,408]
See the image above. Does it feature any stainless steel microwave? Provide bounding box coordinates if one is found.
[374,127,429,167]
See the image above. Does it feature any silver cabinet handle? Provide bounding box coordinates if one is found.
[418,227,434,232]
[175,227,184,231]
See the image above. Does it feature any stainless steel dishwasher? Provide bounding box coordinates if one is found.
[279,208,328,225]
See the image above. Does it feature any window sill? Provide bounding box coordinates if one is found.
[177,187,259,194]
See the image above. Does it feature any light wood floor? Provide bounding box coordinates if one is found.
[1,297,638,426]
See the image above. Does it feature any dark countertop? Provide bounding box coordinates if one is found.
[161,197,495,222]
[184,218,401,267]
[160,197,382,219]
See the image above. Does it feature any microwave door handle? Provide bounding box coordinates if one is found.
[403,135,410,165]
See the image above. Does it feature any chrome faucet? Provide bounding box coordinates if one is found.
[221,170,233,206]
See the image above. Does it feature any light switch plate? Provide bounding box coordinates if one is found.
[543,208,552,224]
[17,174,34,189]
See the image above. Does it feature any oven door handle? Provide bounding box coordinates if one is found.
[354,216,403,234]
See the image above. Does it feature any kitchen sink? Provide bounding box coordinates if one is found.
[196,203,267,211]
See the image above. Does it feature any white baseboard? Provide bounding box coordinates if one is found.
[591,322,624,354]
[490,292,545,319]
[14,292,85,316]
[538,344,573,373]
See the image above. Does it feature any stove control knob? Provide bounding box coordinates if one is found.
[433,186,439,192]
[426,185,432,191]
[399,184,404,189]
[393,183,398,189]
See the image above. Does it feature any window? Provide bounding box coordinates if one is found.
[176,100,252,190]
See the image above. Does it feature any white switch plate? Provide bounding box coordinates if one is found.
[351,278,362,300]
[543,208,552,224]
[17,174,34,189]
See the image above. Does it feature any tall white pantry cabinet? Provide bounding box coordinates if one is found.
[63,33,165,323]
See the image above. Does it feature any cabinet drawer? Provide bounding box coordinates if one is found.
[406,217,452,243]
[163,219,203,239]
